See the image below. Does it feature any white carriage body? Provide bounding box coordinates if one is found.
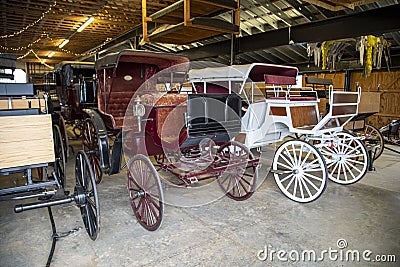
[189,63,361,149]
[188,63,368,202]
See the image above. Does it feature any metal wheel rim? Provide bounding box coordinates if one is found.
[53,125,66,189]
[127,154,164,231]
[75,151,100,240]
[82,118,103,184]
[59,115,69,159]
[321,132,368,184]
[273,140,327,203]
[217,141,258,201]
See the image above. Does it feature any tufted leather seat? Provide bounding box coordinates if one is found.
[154,94,187,143]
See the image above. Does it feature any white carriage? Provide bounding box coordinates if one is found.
[189,63,369,202]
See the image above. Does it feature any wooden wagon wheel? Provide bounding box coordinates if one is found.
[272,139,327,203]
[127,154,164,231]
[216,141,258,201]
[82,118,103,184]
[75,151,100,240]
[53,125,66,190]
[360,124,384,160]
[319,132,368,185]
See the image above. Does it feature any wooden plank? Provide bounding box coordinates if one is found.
[270,107,287,116]
[290,106,318,128]
[0,98,41,110]
[0,114,54,169]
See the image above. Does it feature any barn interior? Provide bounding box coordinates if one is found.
[1,1,399,266]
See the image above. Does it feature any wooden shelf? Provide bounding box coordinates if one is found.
[142,0,239,45]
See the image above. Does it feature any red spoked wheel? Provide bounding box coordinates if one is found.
[127,154,164,231]
[216,141,258,201]
[82,118,103,184]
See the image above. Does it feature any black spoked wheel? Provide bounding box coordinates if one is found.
[216,141,258,201]
[127,154,164,231]
[75,151,100,240]
[53,125,66,190]
[82,118,103,184]
[59,115,69,159]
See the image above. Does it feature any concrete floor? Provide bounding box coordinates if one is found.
[0,142,399,267]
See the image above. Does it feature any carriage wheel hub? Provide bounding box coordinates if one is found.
[293,168,303,176]
[137,190,146,198]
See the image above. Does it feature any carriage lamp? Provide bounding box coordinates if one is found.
[133,96,145,132]
[133,96,145,117]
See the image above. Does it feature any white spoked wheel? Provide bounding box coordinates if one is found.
[319,132,368,185]
[272,140,327,203]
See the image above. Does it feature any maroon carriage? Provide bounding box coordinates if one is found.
[86,50,259,231]
[83,50,190,183]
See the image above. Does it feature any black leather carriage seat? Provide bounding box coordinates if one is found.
[181,93,242,148]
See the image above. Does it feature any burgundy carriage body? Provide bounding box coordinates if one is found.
[95,50,189,131]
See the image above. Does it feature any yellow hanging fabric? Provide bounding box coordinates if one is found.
[321,41,334,70]
[364,35,380,77]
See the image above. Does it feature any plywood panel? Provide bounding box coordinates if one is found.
[350,69,400,128]
[0,114,54,169]
[358,92,380,113]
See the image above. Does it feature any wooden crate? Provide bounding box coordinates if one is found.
[0,114,54,169]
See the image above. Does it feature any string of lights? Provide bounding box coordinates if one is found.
[30,49,54,69]
[0,0,57,39]
[0,34,49,51]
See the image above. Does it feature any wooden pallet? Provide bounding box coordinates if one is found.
[142,0,239,45]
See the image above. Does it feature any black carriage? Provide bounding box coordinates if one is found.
[54,61,97,138]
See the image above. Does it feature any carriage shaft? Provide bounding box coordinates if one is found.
[14,196,75,213]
